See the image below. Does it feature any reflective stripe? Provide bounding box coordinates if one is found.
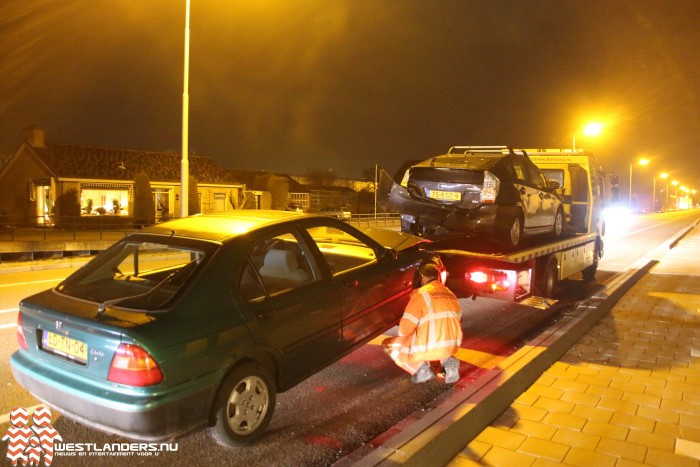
[420,290,437,350]
[400,338,463,354]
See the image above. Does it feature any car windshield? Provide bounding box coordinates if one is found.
[56,240,206,311]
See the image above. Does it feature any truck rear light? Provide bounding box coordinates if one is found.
[108,344,164,386]
[481,171,500,203]
[466,270,510,292]
[16,313,28,350]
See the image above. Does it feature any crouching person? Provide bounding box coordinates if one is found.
[384,263,463,384]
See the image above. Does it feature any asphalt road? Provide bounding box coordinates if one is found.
[1,209,698,466]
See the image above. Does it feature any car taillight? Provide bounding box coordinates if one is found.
[108,344,164,386]
[16,313,28,350]
[481,171,500,203]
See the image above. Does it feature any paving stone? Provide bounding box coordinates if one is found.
[517,437,569,461]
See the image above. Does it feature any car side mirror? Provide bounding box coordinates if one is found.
[548,180,561,190]
[381,247,398,261]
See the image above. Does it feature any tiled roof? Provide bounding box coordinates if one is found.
[32,142,233,184]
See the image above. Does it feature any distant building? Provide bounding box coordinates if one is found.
[0,127,264,225]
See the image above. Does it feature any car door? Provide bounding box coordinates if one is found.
[301,220,414,353]
[510,157,542,229]
[525,159,558,228]
[234,227,342,388]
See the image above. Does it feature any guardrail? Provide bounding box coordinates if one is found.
[0,213,404,243]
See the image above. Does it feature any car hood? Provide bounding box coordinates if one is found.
[358,227,430,251]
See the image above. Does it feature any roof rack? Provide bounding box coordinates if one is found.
[447,146,528,157]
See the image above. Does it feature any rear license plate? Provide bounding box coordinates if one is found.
[428,189,461,201]
[42,331,88,364]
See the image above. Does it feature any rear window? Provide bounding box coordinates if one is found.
[409,167,484,184]
[56,241,207,310]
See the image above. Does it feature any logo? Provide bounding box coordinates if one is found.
[2,406,62,467]
[54,321,63,331]
[3,407,178,464]
[437,183,456,190]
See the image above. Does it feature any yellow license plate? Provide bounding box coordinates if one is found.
[42,331,88,363]
[428,189,461,201]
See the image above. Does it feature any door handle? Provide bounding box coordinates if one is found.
[256,307,275,319]
[519,187,527,195]
[345,280,359,288]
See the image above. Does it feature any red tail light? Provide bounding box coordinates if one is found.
[466,270,510,292]
[16,313,28,350]
[108,344,164,386]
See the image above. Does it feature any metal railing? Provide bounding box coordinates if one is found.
[347,213,401,229]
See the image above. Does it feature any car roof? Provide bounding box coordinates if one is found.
[412,153,504,171]
[139,210,312,242]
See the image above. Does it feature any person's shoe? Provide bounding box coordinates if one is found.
[410,363,436,384]
[443,356,460,384]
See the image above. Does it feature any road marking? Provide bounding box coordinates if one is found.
[0,278,63,288]
[0,404,48,426]
[0,323,16,330]
[1,308,19,314]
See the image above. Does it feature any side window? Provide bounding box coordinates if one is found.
[511,159,528,182]
[239,260,266,303]
[542,169,565,190]
[241,231,317,300]
[305,225,377,276]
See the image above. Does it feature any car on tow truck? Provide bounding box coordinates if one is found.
[11,210,442,447]
[384,146,564,249]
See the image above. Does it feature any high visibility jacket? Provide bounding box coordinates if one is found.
[396,280,463,363]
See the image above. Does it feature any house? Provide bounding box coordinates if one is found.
[0,127,264,225]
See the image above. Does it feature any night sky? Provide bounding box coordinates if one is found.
[2,0,700,195]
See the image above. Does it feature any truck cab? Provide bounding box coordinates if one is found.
[526,149,618,237]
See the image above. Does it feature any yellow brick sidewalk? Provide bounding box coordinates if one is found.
[447,228,700,467]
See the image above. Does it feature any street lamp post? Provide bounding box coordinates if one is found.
[654,172,668,212]
[629,158,649,208]
[671,180,679,210]
[180,0,191,218]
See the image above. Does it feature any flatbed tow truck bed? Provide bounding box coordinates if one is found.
[428,231,600,304]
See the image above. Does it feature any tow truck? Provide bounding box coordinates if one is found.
[381,147,617,305]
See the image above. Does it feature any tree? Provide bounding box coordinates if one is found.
[133,172,155,227]
[54,189,81,228]
[266,175,289,210]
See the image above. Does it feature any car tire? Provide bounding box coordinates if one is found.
[210,362,276,447]
[504,211,523,249]
[552,207,564,238]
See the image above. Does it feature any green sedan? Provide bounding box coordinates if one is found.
[11,210,441,446]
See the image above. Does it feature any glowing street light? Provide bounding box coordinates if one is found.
[629,158,649,208]
[572,122,603,151]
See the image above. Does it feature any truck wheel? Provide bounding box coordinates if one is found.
[210,362,276,447]
[552,207,564,238]
[538,257,559,298]
[582,237,602,281]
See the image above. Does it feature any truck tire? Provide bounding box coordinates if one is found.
[582,236,602,281]
[537,256,559,298]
